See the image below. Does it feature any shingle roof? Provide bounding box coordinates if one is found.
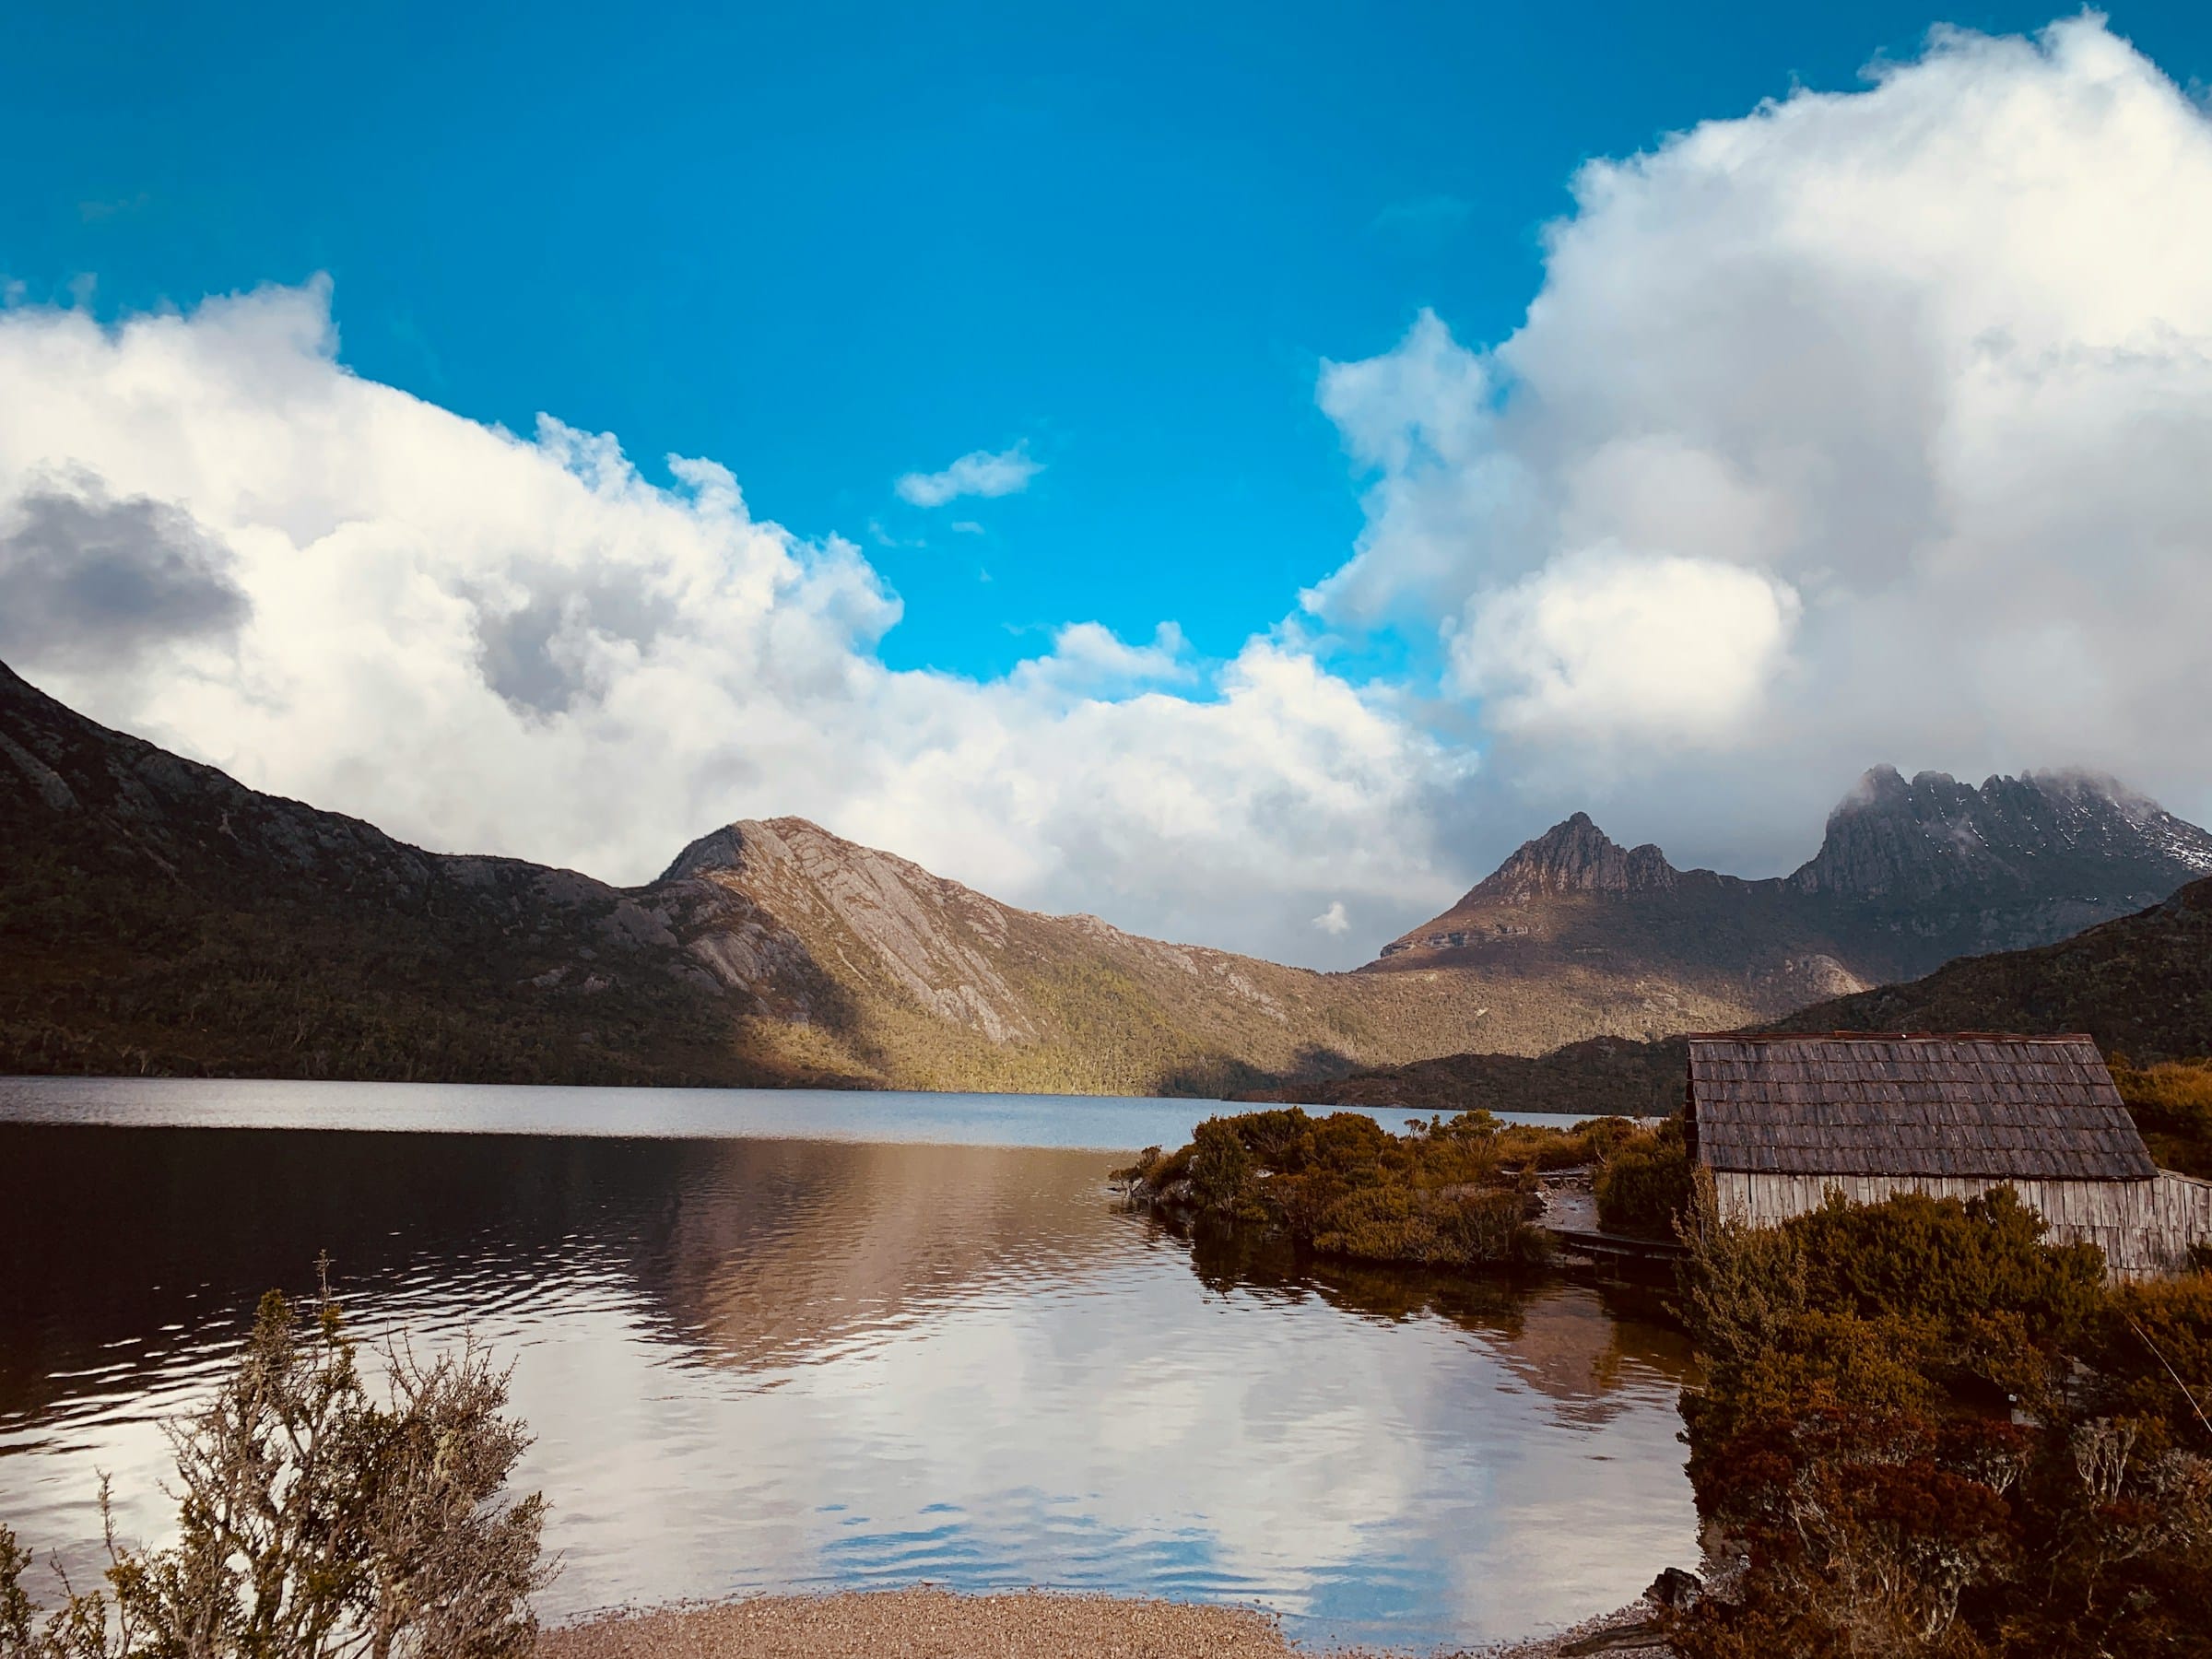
[1687,1033,2155,1182]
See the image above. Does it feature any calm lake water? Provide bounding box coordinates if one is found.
[0,1078,1696,1653]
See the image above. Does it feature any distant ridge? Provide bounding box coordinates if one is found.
[1369,766,2212,1021]
[1252,876,2212,1122]
[7,653,2207,1095]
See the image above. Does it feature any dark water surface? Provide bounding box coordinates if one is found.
[0,1079,1695,1652]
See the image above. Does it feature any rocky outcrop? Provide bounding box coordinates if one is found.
[1794,764,2212,906]
[1475,814,1682,900]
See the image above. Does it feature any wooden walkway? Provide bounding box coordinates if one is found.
[1547,1225,1688,1264]
[1537,1181,1688,1264]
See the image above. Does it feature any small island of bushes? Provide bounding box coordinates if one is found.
[1117,1106,1690,1267]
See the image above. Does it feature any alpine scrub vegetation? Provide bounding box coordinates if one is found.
[1119,1107,1652,1268]
[0,1275,549,1659]
[1668,1180,2212,1659]
[1592,1115,1693,1238]
[2110,1056,2212,1179]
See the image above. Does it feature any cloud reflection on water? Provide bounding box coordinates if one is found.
[0,1111,1696,1650]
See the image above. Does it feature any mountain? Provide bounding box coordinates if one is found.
[0,661,803,1088]
[1769,876,2212,1061]
[1369,767,2212,1018]
[1262,876,2212,1124]
[3,661,1734,1093]
[11,656,2206,1096]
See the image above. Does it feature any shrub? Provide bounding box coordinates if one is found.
[1594,1117,1691,1237]
[1127,1106,1554,1268]
[2112,1058,2212,1179]
[0,1275,549,1659]
[1671,1184,2212,1659]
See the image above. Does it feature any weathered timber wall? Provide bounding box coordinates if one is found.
[1711,1168,2212,1277]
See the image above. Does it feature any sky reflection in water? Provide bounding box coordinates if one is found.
[0,1084,1696,1652]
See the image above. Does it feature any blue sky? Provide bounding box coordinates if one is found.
[9,5,2212,964]
[11,0,2196,684]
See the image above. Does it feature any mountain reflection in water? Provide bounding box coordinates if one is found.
[0,1116,1695,1652]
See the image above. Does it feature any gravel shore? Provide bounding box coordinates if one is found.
[535,1587,1675,1659]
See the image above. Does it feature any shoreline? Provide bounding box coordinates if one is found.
[535,1586,1674,1659]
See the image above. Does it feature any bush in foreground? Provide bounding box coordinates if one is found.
[1669,1180,2212,1659]
[0,1275,549,1659]
[2112,1056,2212,1179]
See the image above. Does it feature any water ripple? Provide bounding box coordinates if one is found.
[0,1090,1696,1653]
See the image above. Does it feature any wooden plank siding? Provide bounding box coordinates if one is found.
[1688,1033,2211,1277]
[1712,1169,2212,1277]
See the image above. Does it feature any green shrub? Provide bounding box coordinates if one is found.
[2112,1057,2212,1178]
[1128,1106,1558,1268]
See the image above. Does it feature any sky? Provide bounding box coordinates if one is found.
[6,3,2212,967]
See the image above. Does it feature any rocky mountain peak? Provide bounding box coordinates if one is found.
[1791,766,2212,902]
[1477,813,1680,898]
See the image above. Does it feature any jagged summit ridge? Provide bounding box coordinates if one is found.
[1375,812,1681,960]
[1791,764,2212,901]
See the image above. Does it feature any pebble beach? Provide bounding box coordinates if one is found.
[535,1587,1674,1659]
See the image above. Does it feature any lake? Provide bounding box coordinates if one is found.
[0,1078,1697,1653]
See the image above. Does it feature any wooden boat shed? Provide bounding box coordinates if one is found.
[1685,1032,2212,1277]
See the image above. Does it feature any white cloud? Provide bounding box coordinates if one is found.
[0,282,1465,968]
[894,442,1041,507]
[1311,15,2212,865]
[1312,900,1350,936]
[1008,620,1194,693]
[1459,547,1801,747]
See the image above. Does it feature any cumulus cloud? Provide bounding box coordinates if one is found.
[1312,901,1350,936]
[0,282,1465,967]
[894,442,1041,507]
[1459,547,1801,747]
[1311,15,2212,867]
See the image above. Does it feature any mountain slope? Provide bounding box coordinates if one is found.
[3,662,1758,1092]
[1770,877,2212,1061]
[636,817,1759,1092]
[1268,877,2212,1121]
[0,663,821,1087]
[13,656,2205,1096]
[1368,768,2212,1017]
